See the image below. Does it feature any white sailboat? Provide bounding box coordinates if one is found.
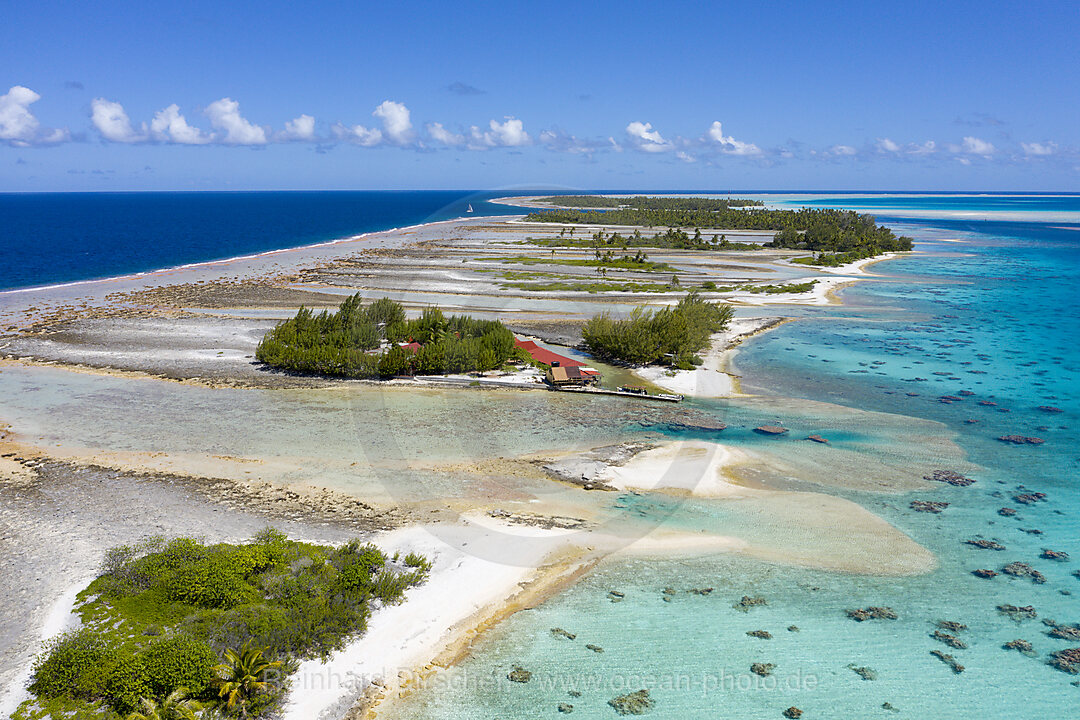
[466,203,474,213]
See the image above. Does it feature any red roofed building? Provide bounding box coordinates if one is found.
[515,338,601,386]
[514,339,586,368]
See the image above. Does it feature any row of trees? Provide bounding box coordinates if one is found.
[582,291,734,368]
[539,195,763,210]
[537,227,761,252]
[526,202,913,259]
[254,295,520,378]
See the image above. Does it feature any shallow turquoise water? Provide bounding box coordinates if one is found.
[394,196,1080,719]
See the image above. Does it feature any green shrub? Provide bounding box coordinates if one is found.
[104,655,151,714]
[335,541,386,573]
[29,629,117,699]
[163,545,269,609]
[403,552,431,572]
[140,635,217,698]
[582,291,734,366]
[370,569,413,604]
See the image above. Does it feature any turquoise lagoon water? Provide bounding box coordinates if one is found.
[394,196,1080,719]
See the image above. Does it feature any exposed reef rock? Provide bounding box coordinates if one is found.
[551,627,576,640]
[586,644,604,653]
[1037,406,1063,413]
[1002,562,1047,584]
[608,689,654,715]
[1041,549,1069,561]
[1044,620,1080,641]
[972,569,998,579]
[747,630,773,639]
[807,434,829,444]
[782,708,803,719]
[1014,492,1047,505]
[998,507,1017,517]
[608,590,625,603]
[1049,648,1080,674]
[937,620,968,633]
[930,650,965,673]
[750,663,775,677]
[965,539,1006,551]
[558,702,574,713]
[847,606,898,621]
[998,604,1038,621]
[508,666,532,683]
[910,500,949,513]
[538,441,655,490]
[932,631,968,649]
[1003,639,1036,656]
[847,664,878,681]
[734,596,768,612]
[754,425,789,435]
[924,469,975,487]
[688,587,714,595]
[998,435,1044,445]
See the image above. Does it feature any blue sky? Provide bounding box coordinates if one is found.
[2,0,1078,192]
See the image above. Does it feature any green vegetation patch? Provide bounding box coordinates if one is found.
[525,196,912,260]
[533,227,762,252]
[18,530,428,719]
[255,294,523,378]
[582,291,734,368]
[501,280,684,294]
[496,252,674,272]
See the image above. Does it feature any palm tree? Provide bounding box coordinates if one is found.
[126,688,201,720]
[214,644,282,718]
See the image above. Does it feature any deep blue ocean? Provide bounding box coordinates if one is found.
[0,191,523,291]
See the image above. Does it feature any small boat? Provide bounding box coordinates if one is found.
[618,385,648,395]
[466,204,474,213]
[655,393,684,402]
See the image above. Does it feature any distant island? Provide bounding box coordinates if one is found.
[536,195,765,209]
[525,195,913,266]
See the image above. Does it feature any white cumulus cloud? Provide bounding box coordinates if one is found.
[280,114,316,141]
[204,98,267,145]
[625,121,673,152]
[829,144,857,156]
[150,104,213,144]
[426,122,464,146]
[876,137,901,153]
[333,122,383,147]
[91,98,147,143]
[469,117,530,148]
[952,136,995,156]
[1022,141,1057,156]
[908,140,936,156]
[706,121,760,156]
[0,85,42,145]
[373,100,413,144]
